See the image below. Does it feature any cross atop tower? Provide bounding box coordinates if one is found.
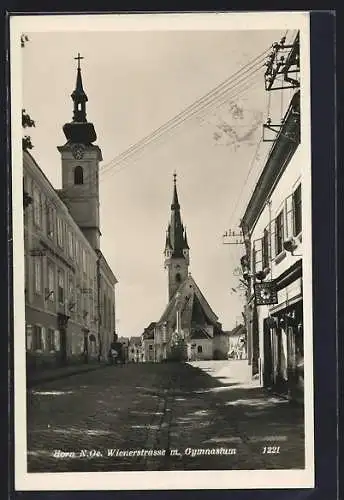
[62,52,97,142]
[74,52,84,70]
[173,170,177,185]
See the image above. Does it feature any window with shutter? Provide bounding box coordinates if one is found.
[57,218,63,247]
[47,206,54,238]
[34,260,42,294]
[285,195,294,239]
[270,217,276,258]
[293,184,302,236]
[47,263,55,301]
[275,211,284,256]
[262,228,270,270]
[58,270,64,304]
[253,238,263,273]
[33,187,41,227]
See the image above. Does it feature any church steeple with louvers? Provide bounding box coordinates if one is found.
[58,53,102,250]
[164,173,190,301]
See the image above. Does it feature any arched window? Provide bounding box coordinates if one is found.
[175,273,181,283]
[74,166,84,185]
[197,345,203,353]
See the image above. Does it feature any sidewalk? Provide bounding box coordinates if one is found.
[27,360,109,388]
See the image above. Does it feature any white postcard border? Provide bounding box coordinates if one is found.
[11,11,314,491]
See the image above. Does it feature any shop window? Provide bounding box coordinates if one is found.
[46,328,56,351]
[33,325,43,351]
[74,166,84,185]
[275,211,284,256]
[293,184,302,236]
[26,324,33,351]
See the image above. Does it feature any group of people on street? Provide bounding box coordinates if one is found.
[228,336,247,360]
[108,333,125,365]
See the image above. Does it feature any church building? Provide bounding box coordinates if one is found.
[153,175,228,362]
[24,54,117,373]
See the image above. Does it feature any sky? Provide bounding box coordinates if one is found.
[21,27,297,338]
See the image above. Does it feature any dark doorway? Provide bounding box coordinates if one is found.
[59,328,67,366]
[263,319,273,388]
[83,329,89,364]
[57,313,69,366]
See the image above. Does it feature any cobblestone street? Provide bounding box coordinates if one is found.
[26,361,305,472]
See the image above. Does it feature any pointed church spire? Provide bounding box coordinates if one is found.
[71,53,88,123]
[62,53,97,144]
[167,172,189,258]
[171,171,180,210]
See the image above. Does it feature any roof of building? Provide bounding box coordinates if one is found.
[157,274,221,334]
[189,327,212,340]
[227,324,247,337]
[142,322,156,340]
[129,336,142,345]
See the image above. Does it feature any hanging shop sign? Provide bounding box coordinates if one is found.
[254,281,278,305]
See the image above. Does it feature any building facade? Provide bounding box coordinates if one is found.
[240,32,303,401]
[24,56,117,372]
[128,337,142,363]
[141,323,156,362]
[227,324,247,359]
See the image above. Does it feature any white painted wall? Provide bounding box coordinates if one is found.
[250,145,304,375]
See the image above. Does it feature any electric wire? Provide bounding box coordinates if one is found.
[99,47,271,175]
[100,64,266,178]
[99,63,265,177]
[100,74,263,179]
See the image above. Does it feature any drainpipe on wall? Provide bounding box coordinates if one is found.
[96,250,102,363]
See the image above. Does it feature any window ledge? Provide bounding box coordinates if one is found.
[274,250,287,265]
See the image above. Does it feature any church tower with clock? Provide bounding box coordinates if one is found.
[57,53,102,250]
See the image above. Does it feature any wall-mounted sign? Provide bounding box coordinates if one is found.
[254,281,278,305]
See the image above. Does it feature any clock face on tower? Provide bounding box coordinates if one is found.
[71,143,85,160]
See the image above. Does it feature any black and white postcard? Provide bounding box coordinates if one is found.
[11,12,314,490]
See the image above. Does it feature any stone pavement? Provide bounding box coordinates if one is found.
[26,360,305,472]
